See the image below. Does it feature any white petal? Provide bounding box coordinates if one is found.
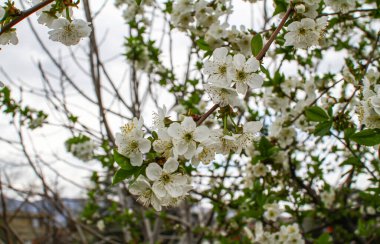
[130,152,143,166]
[138,138,151,153]
[129,178,150,195]
[182,117,196,131]
[165,183,183,198]
[247,74,264,89]
[244,121,263,133]
[152,181,167,198]
[183,142,197,159]
[213,47,228,60]
[233,54,246,69]
[244,57,260,72]
[146,163,162,181]
[193,126,210,142]
[236,82,248,95]
[172,174,187,185]
[167,123,182,139]
[175,140,189,155]
[163,158,179,173]
[151,195,162,211]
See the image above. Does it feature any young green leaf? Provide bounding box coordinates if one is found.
[251,34,263,56]
[113,149,133,170]
[305,106,330,122]
[350,129,380,146]
[112,168,134,185]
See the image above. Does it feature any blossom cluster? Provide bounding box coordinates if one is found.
[203,47,264,107]
[284,0,328,49]
[0,1,91,46]
[356,69,380,128]
[115,107,262,210]
[244,222,305,244]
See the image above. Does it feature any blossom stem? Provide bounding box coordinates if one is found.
[0,0,55,35]
[256,5,294,60]
[197,4,294,126]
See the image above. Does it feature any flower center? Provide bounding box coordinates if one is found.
[130,141,139,150]
[184,133,193,142]
[218,65,227,75]
[299,28,306,35]
[162,174,171,183]
[237,70,247,81]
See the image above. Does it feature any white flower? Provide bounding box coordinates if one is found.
[303,3,318,19]
[153,129,177,159]
[48,18,92,46]
[284,18,320,49]
[210,129,238,155]
[236,121,262,153]
[0,31,18,45]
[326,0,355,13]
[96,220,105,231]
[204,82,239,107]
[370,94,380,115]
[252,163,267,177]
[0,7,5,20]
[277,127,296,148]
[115,121,151,166]
[129,176,163,211]
[264,203,281,221]
[146,158,187,198]
[320,189,335,208]
[152,105,168,130]
[203,47,232,85]
[70,140,96,161]
[167,117,210,159]
[227,54,263,95]
[192,142,218,166]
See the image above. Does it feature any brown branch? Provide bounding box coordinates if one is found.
[197,4,294,126]
[0,0,55,35]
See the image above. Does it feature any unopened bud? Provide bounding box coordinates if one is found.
[295,4,305,13]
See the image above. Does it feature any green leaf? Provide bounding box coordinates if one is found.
[135,0,142,5]
[305,106,330,122]
[340,157,361,167]
[273,0,288,16]
[113,149,133,170]
[112,168,134,185]
[314,121,332,136]
[251,34,263,56]
[196,38,211,51]
[350,129,380,146]
[315,233,332,244]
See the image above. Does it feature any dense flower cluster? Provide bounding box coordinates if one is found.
[284,17,328,49]
[0,1,91,46]
[203,47,264,106]
[244,222,305,243]
[357,69,380,128]
[115,108,262,210]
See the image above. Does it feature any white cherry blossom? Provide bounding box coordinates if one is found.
[204,82,239,107]
[146,158,187,198]
[167,117,210,159]
[153,129,177,159]
[48,18,92,46]
[115,129,151,166]
[227,54,263,95]
[236,121,263,154]
[0,31,18,45]
[284,18,320,49]
[129,176,163,211]
[264,203,281,221]
[203,47,233,85]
